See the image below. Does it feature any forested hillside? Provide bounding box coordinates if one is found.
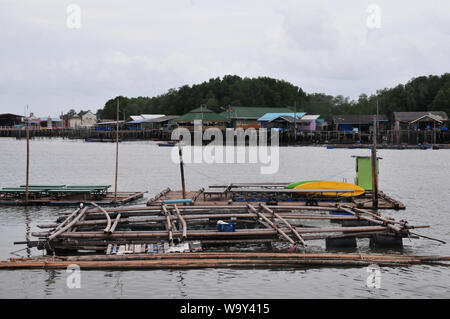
[96,74,450,122]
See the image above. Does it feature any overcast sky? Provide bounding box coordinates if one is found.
[0,0,449,116]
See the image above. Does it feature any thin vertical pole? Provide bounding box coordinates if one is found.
[114,99,119,206]
[371,115,378,210]
[25,117,29,204]
[178,139,186,199]
[294,100,297,141]
[433,121,436,145]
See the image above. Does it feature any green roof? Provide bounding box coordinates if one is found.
[220,106,293,120]
[174,106,229,122]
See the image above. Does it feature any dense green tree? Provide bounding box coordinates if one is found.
[95,73,450,123]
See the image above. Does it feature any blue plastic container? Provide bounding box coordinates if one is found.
[217,222,236,232]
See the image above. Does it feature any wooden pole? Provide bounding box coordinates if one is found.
[371,114,378,209]
[178,140,186,199]
[114,99,119,206]
[294,100,297,141]
[25,117,30,204]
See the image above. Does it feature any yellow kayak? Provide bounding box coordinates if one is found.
[293,181,365,197]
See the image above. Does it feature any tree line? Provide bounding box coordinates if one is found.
[95,73,450,123]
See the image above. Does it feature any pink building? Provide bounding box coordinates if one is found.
[298,115,320,131]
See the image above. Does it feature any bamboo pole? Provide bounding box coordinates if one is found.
[174,204,187,240]
[247,204,295,245]
[39,213,362,229]
[371,114,378,209]
[25,117,29,204]
[114,99,119,206]
[51,225,392,239]
[178,140,186,199]
[52,208,80,232]
[161,205,173,245]
[260,204,306,246]
[109,213,121,233]
[90,202,111,233]
[48,207,87,240]
[2,252,448,269]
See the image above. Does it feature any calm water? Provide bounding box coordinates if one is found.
[0,138,449,298]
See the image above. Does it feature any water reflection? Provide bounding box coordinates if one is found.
[44,269,59,296]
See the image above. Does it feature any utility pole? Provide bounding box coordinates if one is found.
[114,99,119,206]
[371,115,378,210]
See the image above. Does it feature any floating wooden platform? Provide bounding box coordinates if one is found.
[0,191,146,206]
[7,183,434,272]
[147,185,405,210]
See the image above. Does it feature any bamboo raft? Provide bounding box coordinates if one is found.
[31,203,428,248]
[0,187,147,206]
[147,185,406,210]
[2,252,449,269]
[4,194,448,269]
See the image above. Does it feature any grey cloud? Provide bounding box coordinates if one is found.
[0,0,449,115]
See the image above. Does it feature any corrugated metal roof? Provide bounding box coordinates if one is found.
[300,115,320,121]
[141,114,166,120]
[220,106,294,119]
[174,106,228,122]
[144,115,179,123]
[393,111,448,122]
[258,112,306,122]
[332,114,388,124]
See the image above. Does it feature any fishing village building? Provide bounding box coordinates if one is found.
[393,111,449,131]
[174,106,229,131]
[39,117,63,129]
[125,114,165,130]
[220,106,293,129]
[332,114,389,133]
[257,112,306,130]
[141,115,179,130]
[79,111,97,127]
[0,113,24,128]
